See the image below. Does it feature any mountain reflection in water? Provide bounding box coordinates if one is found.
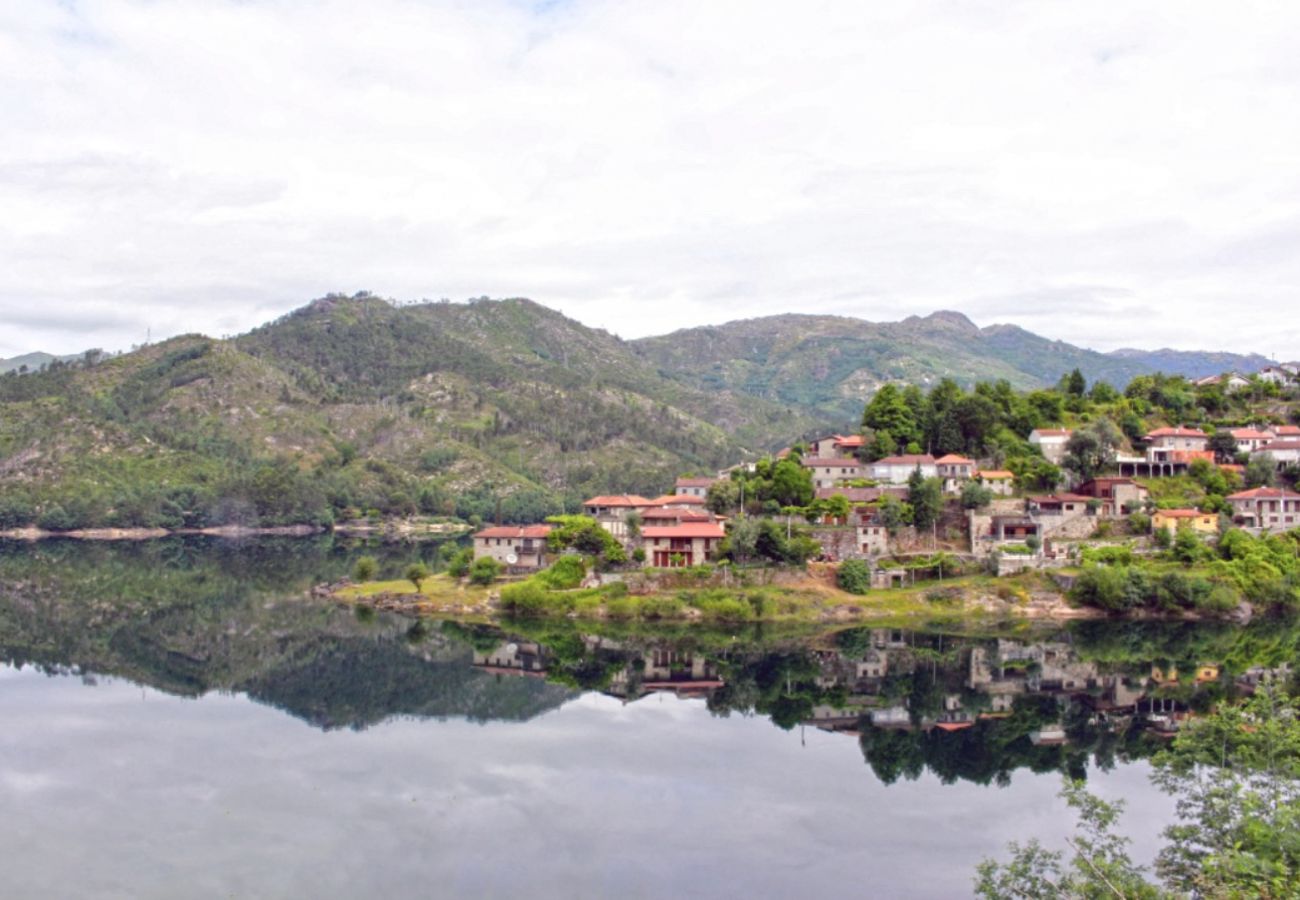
[1,536,1297,897]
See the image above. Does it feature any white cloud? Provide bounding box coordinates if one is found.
[1,0,1298,357]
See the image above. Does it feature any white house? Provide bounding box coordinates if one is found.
[1257,366,1295,386]
[867,454,937,484]
[801,456,866,489]
[1228,428,1276,455]
[1252,441,1300,467]
[1028,429,1072,464]
[472,525,553,569]
[1227,487,1300,532]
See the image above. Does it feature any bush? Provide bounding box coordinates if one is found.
[446,547,474,578]
[1080,545,1133,566]
[499,580,550,615]
[535,555,587,590]
[352,555,378,582]
[836,559,871,594]
[468,556,503,585]
[1127,512,1151,534]
[404,562,431,591]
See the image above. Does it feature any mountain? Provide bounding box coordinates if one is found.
[1106,348,1275,379]
[0,352,65,374]
[630,310,1154,422]
[0,294,1268,530]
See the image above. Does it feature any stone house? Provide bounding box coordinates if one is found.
[1227,487,1300,532]
[1028,429,1072,464]
[642,522,726,567]
[801,456,867,489]
[472,525,553,569]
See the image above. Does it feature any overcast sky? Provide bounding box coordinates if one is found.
[2,1,1298,359]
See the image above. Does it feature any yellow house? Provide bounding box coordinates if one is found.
[1152,508,1218,535]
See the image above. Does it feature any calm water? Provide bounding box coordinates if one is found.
[2,536,1289,898]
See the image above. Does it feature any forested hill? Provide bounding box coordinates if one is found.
[629,311,1156,422]
[0,295,824,530]
[0,293,1274,530]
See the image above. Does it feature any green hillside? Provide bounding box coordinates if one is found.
[630,310,1155,422]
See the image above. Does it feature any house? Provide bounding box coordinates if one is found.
[1151,509,1219,535]
[583,495,655,539]
[1027,494,1091,516]
[647,493,710,508]
[1073,478,1149,516]
[858,516,890,555]
[988,515,1041,543]
[801,456,867,489]
[814,486,907,506]
[642,522,726,567]
[473,641,548,677]
[1028,429,1072,464]
[1228,428,1276,455]
[1257,366,1294,386]
[1226,487,1300,531]
[1251,441,1300,467]
[472,524,553,569]
[935,454,976,492]
[640,507,714,526]
[674,476,716,498]
[978,470,1016,496]
[810,434,865,458]
[1144,426,1210,462]
[1223,373,1252,392]
[1276,425,1300,439]
[867,454,937,484]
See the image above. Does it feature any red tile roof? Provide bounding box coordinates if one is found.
[834,435,865,447]
[583,495,653,507]
[642,523,727,539]
[1228,428,1276,440]
[1228,487,1300,500]
[473,525,552,539]
[1029,493,1090,504]
[978,470,1014,479]
[641,508,712,521]
[800,457,865,467]
[647,494,708,506]
[1256,441,1300,452]
[872,454,936,465]
[1276,426,1300,436]
[674,476,717,487]
[1146,426,1208,439]
[1156,508,1213,518]
[935,454,975,465]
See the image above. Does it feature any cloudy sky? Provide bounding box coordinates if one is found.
[2,1,1298,359]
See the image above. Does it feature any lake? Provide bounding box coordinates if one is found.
[1,536,1289,898]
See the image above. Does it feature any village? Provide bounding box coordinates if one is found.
[471,366,1300,591]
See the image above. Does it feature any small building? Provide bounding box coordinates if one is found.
[989,515,1041,543]
[1073,478,1149,516]
[1144,426,1210,461]
[472,524,553,569]
[801,456,867,489]
[1227,487,1300,532]
[1028,429,1072,464]
[935,454,977,492]
[858,518,889,556]
[646,494,710,509]
[978,470,1016,496]
[1252,441,1300,467]
[674,476,717,498]
[1151,509,1219,535]
[1227,428,1276,455]
[583,495,655,539]
[810,434,865,458]
[1257,366,1294,386]
[867,454,937,484]
[642,522,727,567]
[1027,494,1091,516]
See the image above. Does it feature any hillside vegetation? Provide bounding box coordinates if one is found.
[0,293,1289,531]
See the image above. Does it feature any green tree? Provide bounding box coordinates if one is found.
[908,469,944,533]
[960,480,993,510]
[1246,452,1278,488]
[863,384,919,452]
[405,562,431,591]
[446,547,474,578]
[836,559,871,594]
[352,555,378,582]
[468,556,502,585]
[1063,419,1122,480]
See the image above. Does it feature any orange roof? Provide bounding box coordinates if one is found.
[1146,426,1208,439]
[674,477,716,487]
[1156,509,1213,518]
[935,454,975,465]
[641,508,712,521]
[801,457,864,467]
[642,523,726,539]
[934,721,975,732]
[1228,487,1300,500]
[978,470,1014,479]
[1277,425,1300,436]
[584,495,653,507]
[1257,441,1300,452]
[834,435,866,447]
[473,525,552,539]
[647,494,708,506]
[1229,428,1275,440]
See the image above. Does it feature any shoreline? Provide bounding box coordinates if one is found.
[0,521,471,542]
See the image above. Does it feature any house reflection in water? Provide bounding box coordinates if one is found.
[606,648,724,703]
[473,641,549,678]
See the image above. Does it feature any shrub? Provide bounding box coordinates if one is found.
[446,547,474,578]
[468,556,503,585]
[535,555,586,590]
[836,559,871,594]
[498,580,550,615]
[404,562,431,591]
[352,555,378,582]
[639,595,685,619]
[1127,512,1151,534]
[1080,545,1133,566]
